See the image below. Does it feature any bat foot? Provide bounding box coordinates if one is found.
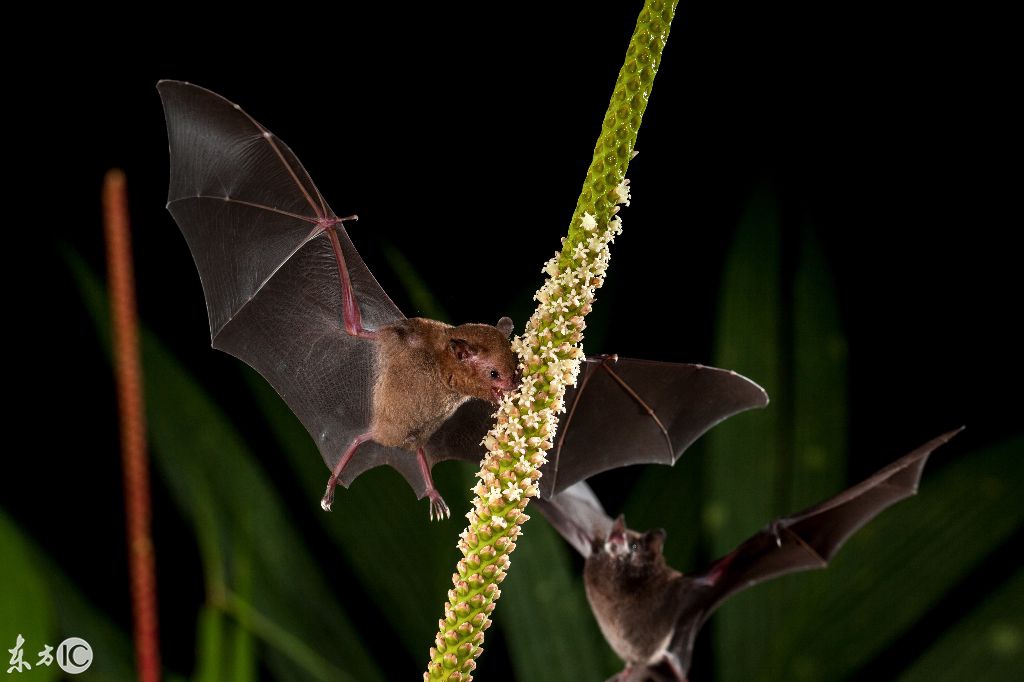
[321,478,338,512]
[428,490,450,522]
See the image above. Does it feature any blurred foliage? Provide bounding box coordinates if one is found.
[2,187,1019,680]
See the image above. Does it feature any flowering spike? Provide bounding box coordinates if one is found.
[425,2,678,678]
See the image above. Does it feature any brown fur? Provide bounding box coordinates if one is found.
[584,527,686,665]
[370,317,518,450]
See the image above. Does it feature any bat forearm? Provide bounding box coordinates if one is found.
[325,222,376,340]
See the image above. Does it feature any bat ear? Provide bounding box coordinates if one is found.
[497,317,514,338]
[449,338,476,361]
[644,528,667,553]
[611,514,627,536]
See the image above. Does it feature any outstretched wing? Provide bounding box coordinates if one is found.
[158,80,406,480]
[421,357,768,499]
[533,482,615,557]
[690,427,963,623]
[541,357,769,497]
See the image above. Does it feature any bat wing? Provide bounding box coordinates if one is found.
[533,482,615,557]
[688,427,963,626]
[423,397,495,465]
[158,80,409,484]
[420,357,768,499]
[542,357,769,498]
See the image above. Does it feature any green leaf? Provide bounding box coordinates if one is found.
[707,193,850,680]
[0,507,141,681]
[789,223,847,510]
[195,606,227,682]
[705,188,785,681]
[763,221,849,672]
[900,566,1024,682]
[0,509,58,682]
[227,538,257,682]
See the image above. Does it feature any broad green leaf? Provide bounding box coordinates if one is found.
[0,510,58,682]
[706,188,784,681]
[707,191,851,680]
[789,223,847,510]
[900,566,1024,681]
[765,222,848,671]
[0,508,142,681]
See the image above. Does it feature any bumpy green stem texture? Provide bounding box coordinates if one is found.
[562,0,677,269]
[424,2,678,680]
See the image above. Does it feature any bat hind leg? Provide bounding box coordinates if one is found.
[324,218,377,341]
[321,432,374,511]
[417,448,450,521]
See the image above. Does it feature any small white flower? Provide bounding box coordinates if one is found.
[511,435,527,455]
[580,212,598,231]
[614,179,631,206]
[488,486,504,504]
[523,410,540,428]
[503,484,523,502]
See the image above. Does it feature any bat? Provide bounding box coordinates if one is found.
[157,80,768,520]
[534,428,963,681]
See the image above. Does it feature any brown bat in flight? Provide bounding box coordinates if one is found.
[534,428,962,681]
[158,80,768,520]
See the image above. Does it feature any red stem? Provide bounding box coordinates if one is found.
[103,169,162,682]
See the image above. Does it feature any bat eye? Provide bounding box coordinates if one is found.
[630,543,638,553]
[490,370,500,379]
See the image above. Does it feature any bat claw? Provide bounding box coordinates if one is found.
[768,520,783,547]
[427,490,450,522]
[321,480,337,512]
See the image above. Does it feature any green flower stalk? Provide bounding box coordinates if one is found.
[425,2,678,679]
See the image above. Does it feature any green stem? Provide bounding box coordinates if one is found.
[424,3,678,680]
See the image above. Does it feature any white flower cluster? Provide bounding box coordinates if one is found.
[434,180,631,682]
[457,183,629,558]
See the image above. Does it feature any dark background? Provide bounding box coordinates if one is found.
[5,1,1019,680]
